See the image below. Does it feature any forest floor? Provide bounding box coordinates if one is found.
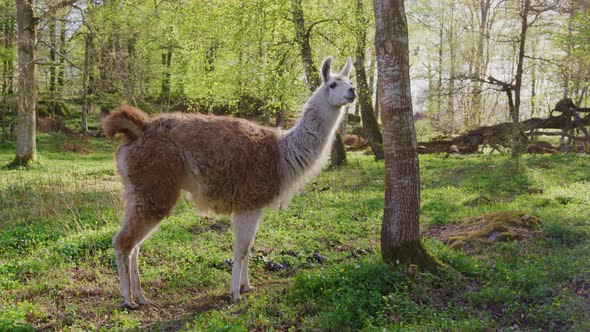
[1,133,589,331]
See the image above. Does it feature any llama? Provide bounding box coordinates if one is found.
[102,56,356,308]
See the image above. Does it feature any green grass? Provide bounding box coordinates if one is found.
[1,133,589,331]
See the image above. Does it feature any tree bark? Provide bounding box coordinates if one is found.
[355,0,383,160]
[511,0,530,158]
[113,32,134,104]
[49,17,56,120]
[447,2,456,134]
[1,15,15,143]
[374,0,439,270]
[291,0,320,92]
[436,21,443,114]
[57,18,65,89]
[13,0,37,167]
[330,131,347,167]
[81,32,94,133]
[468,0,491,130]
[561,12,574,146]
[160,47,172,99]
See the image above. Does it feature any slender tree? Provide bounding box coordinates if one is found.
[374,0,439,270]
[290,0,320,92]
[12,0,36,166]
[1,8,15,143]
[469,0,493,129]
[446,0,456,134]
[291,0,346,166]
[160,46,172,99]
[354,0,383,160]
[48,16,56,120]
[80,30,93,132]
[511,0,530,158]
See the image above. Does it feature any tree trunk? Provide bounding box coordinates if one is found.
[291,0,320,92]
[561,13,573,146]
[113,33,134,104]
[355,0,383,160]
[447,2,456,134]
[331,128,347,166]
[512,0,530,158]
[13,0,37,167]
[81,32,93,133]
[436,21,443,114]
[468,0,491,129]
[49,18,56,121]
[330,130,347,167]
[160,47,172,99]
[291,0,345,165]
[374,77,380,120]
[374,0,439,270]
[1,16,14,143]
[57,18,65,89]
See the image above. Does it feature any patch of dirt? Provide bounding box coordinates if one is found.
[425,210,542,252]
[188,218,230,235]
[208,219,230,234]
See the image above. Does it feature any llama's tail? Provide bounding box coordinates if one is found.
[101,105,151,141]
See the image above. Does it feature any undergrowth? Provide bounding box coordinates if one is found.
[0,134,588,330]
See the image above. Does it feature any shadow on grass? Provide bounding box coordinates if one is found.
[141,294,232,332]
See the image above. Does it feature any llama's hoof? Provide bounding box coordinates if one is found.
[123,301,140,310]
[135,297,151,306]
[231,293,241,303]
[241,284,255,293]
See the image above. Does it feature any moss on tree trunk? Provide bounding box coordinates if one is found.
[381,240,442,272]
[330,131,347,167]
[9,154,35,168]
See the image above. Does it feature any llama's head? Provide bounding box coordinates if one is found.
[321,56,356,107]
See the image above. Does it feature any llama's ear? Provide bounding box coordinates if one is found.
[339,57,353,78]
[321,56,333,83]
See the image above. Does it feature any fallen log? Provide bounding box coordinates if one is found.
[418,100,590,154]
[527,131,587,141]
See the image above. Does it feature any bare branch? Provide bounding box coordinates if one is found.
[34,0,79,24]
[36,39,81,70]
[305,18,340,38]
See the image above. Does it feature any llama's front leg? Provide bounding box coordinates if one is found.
[230,209,262,302]
[240,252,254,293]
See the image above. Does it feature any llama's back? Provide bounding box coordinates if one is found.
[143,113,283,214]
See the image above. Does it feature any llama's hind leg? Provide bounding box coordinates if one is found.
[230,209,262,302]
[130,246,149,305]
[113,212,160,309]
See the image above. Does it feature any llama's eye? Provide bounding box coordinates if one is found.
[329,82,337,89]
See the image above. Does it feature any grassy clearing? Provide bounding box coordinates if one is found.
[1,134,589,331]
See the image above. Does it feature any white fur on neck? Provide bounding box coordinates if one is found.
[276,86,346,207]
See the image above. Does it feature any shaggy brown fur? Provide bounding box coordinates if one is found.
[103,105,151,142]
[104,106,282,309]
[103,106,282,215]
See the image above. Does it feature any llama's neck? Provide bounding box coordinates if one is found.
[278,89,345,190]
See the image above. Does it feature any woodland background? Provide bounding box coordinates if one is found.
[0,0,589,330]
[0,0,587,143]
